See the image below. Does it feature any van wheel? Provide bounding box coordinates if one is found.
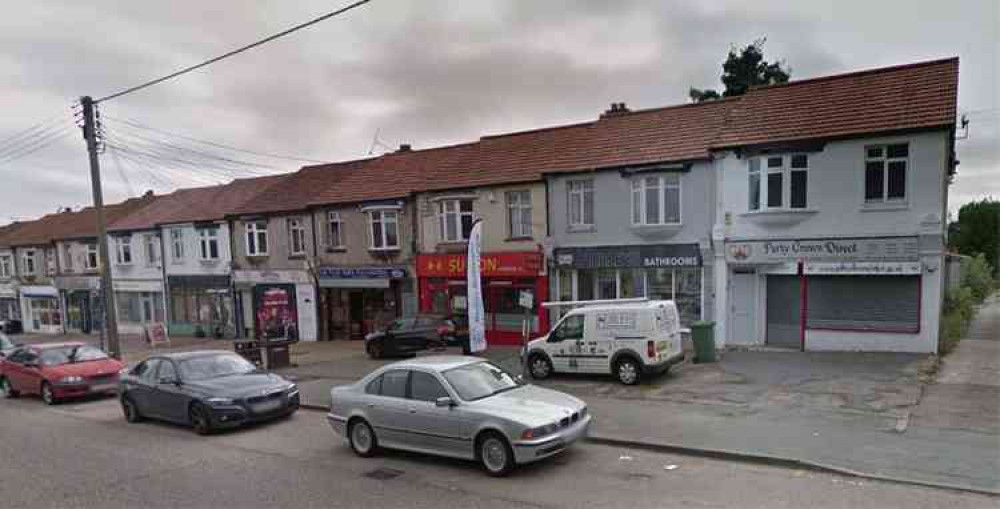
[615,358,641,385]
[366,341,384,359]
[528,354,553,379]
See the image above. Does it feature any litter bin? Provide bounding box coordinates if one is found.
[691,321,716,363]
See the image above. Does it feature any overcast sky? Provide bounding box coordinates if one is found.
[0,0,996,224]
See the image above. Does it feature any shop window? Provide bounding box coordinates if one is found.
[84,244,99,270]
[806,275,919,332]
[368,210,399,250]
[245,221,268,256]
[567,180,595,227]
[327,212,344,248]
[506,190,532,239]
[23,249,37,275]
[560,267,702,325]
[199,227,220,260]
[115,237,132,265]
[170,229,184,263]
[864,143,908,203]
[117,292,165,324]
[631,174,681,226]
[29,298,61,328]
[288,218,307,256]
[0,255,11,278]
[439,199,474,242]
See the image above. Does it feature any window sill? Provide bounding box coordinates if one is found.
[740,209,817,227]
[325,247,347,253]
[288,254,307,260]
[198,258,221,265]
[246,255,269,261]
[505,237,535,242]
[369,247,401,253]
[861,202,909,212]
[567,225,596,233]
[630,223,682,239]
[437,241,469,247]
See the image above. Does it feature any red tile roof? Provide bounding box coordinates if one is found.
[109,174,289,231]
[714,57,959,148]
[1,196,157,247]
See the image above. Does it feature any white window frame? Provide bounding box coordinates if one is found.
[327,211,344,248]
[170,229,184,263]
[748,158,761,211]
[567,179,595,228]
[245,221,268,257]
[556,268,703,321]
[198,227,220,261]
[288,218,307,256]
[631,174,682,226]
[506,190,532,239]
[62,244,73,272]
[84,244,99,270]
[438,199,474,242]
[748,154,810,211]
[144,234,159,267]
[368,209,400,250]
[0,255,11,278]
[23,249,37,275]
[864,143,909,204]
[115,238,132,266]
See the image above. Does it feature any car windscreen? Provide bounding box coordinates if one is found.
[177,354,256,381]
[443,361,520,401]
[40,345,109,366]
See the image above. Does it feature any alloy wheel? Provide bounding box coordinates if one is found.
[481,436,511,475]
[349,420,377,457]
[530,356,552,379]
[617,360,639,385]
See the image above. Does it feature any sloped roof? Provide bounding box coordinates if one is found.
[714,57,959,148]
[109,174,289,231]
[1,195,156,247]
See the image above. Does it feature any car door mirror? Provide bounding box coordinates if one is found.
[515,374,525,384]
[435,396,456,408]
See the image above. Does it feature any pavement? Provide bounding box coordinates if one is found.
[2,395,996,509]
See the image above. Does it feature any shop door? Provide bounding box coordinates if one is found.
[730,271,757,344]
[349,291,365,339]
[766,275,801,349]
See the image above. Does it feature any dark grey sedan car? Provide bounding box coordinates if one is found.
[119,350,299,435]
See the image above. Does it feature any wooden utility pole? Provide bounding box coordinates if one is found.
[80,96,121,359]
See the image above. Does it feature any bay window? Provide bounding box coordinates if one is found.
[439,199,474,242]
[245,221,268,256]
[369,210,399,250]
[631,174,681,226]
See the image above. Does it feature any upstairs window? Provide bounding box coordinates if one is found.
[369,210,399,250]
[144,235,159,266]
[567,180,594,227]
[327,212,344,248]
[506,190,532,239]
[62,244,73,272]
[115,238,132,265]
[84,244,99,270]
[0,255,11,278]
[170,229,184,263]
[747,154,809,210]
[199,227,220,260]
[865,143,908,203]
[439,199,474,242]
[288,218,307,256]
[245,221,268,256]
[631,174,681,226]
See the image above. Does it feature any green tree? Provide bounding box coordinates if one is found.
[949,198,1000,274]
[690,38,791,102]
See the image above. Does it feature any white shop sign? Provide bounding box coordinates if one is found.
[726,237,919,264]
[804,261,922,276]
[233,270,312,285]
[113,280,163,292]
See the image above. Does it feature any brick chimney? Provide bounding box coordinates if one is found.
[600,102,631,118]
[397,143,412,152]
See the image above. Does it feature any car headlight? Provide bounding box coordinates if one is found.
[60,376,84,384]
[286,385,299,396]
[205,397,235,406]
[521,423,558,440]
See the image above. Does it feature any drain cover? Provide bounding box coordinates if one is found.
[364,468,404,480]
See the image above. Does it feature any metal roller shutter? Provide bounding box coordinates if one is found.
[806,275,919,332]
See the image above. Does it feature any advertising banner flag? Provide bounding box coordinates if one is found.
[467,219,487,353]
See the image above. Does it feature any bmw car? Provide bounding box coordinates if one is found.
[328,356,590,476]
[118,350,299,435]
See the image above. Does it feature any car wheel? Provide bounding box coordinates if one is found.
[478,432,515,477]
[366,341,384,359]
[348,418,378,457]
[190,403,213,435]
[0,376,19,398]
[528,354,553,379]
[121,395,143,423]
[41,382,57,405]
[615,357,641,385]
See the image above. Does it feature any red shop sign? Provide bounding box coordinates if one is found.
[418,252,543,278]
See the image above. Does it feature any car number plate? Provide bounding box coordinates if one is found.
[90,383,117,393]
[252,399,283,413]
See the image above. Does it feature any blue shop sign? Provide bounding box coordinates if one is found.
[318,267,407,280]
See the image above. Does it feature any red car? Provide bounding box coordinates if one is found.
[0,342,126,405]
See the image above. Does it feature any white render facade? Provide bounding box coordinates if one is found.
[712,130,951,353]
[161,221,237,338]
[107,229,167,335]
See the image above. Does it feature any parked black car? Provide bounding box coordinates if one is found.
[365,315,469,359]
[118,350,299,435]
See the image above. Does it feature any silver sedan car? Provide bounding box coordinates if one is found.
[327,356,590,476]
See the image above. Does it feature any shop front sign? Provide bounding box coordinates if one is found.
[0,283,17,298]
[318,267,407,280]
[417,252,543,278]
[553,244,701,270]
[726,237,919,264]
[804,261,922,275]
[232,270,312,285]
[112,280,163,293]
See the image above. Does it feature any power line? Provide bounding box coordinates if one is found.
[106,127,278,172]
[95,0,374,103]
[0,123,76,165]
[104,116,330,164]
[108,145,136,196]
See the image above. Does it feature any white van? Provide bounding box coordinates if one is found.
[526,299,685,385]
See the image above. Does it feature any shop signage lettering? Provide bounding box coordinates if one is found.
[726,237,919,264]
[417,253,543,278]
[318,267,406,280]
[804,261,922,275]
[555,244,701,269]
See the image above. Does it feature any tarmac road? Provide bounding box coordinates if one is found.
[0,395,993,509]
